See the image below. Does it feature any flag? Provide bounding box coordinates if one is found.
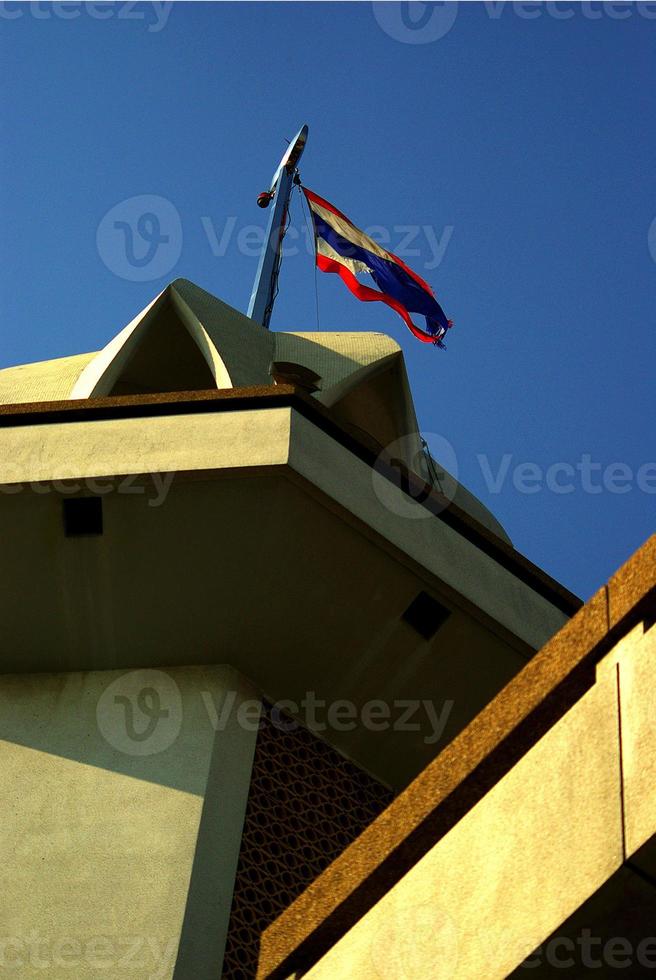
[303,188,452,348]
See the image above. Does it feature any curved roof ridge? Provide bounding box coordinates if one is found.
[0,352,96,405]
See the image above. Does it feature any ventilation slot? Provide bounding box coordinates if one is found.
[402,591,450,640]
[63,498,103,537]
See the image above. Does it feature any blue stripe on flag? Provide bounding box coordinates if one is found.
[311,213,449,333]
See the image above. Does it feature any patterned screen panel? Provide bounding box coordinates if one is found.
[221,703,393,979]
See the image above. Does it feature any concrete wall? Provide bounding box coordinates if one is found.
[0,664,259,979]
[0,403,568,655]
[288,410,568,649]
[0,404,572,791]
[301,621,656,980]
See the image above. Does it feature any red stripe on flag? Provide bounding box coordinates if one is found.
[304,187,436,298]
[303,188,355,226]
[315,253,438,345]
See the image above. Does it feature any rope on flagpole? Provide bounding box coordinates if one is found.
[296,174,320,331]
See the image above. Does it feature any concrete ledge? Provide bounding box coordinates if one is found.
[257,538,656,979]
[607,535,656,629]
[0,386,580,618]
[302,669,624,979]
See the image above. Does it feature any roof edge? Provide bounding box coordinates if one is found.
[0,385,579,616]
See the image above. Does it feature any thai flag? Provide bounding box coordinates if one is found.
[303,188,452,348]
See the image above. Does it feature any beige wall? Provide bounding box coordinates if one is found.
[0,404,571,791]
[0,664,260,979]
[302,623,656,980]
[0,404,568,655]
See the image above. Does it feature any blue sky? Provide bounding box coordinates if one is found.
[1,1,655,599]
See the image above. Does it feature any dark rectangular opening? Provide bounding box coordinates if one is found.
[402,591,450,640]
[63,497,103,537]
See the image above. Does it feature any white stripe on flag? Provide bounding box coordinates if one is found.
[316,237,372,276]
[308,198,393,264]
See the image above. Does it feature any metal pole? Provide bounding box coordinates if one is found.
[247,125,308,330]
[247,164,294,329]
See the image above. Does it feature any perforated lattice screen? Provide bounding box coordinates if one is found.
[221,703,393,979]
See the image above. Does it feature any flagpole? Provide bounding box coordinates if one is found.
[247,124,308,330]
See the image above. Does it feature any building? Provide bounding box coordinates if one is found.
[0,279,651,978]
